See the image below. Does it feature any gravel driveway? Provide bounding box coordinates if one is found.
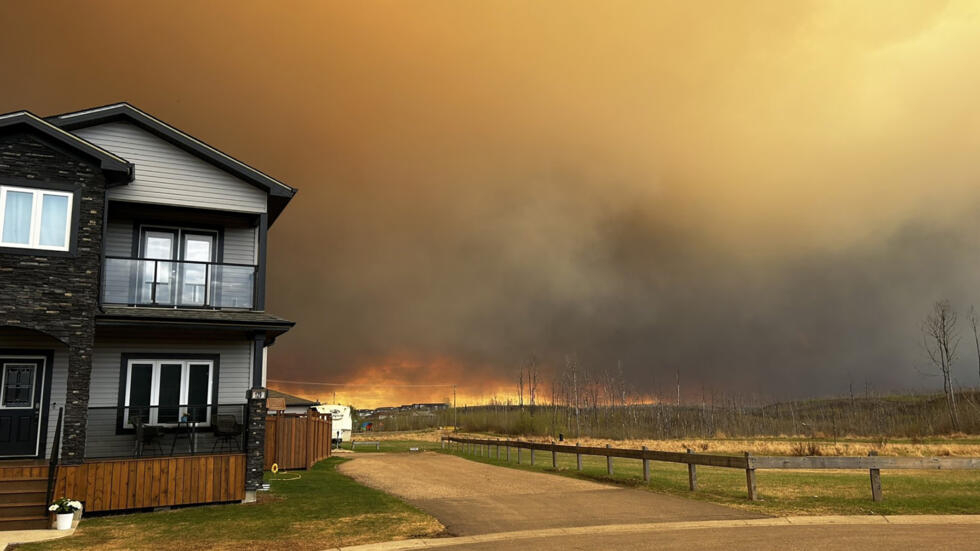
[338,452,762,536]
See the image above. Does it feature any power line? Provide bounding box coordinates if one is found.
[266,379,455,388]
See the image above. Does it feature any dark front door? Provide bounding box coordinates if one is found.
[0,359,44,456]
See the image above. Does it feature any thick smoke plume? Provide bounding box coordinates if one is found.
[4,1,980,405]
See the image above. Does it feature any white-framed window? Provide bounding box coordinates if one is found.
[123,359,214,427]
[0,185,73,251]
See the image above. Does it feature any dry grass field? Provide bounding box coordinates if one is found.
[359,429,980,457]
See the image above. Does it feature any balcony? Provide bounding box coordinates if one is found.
[102,257,256,309]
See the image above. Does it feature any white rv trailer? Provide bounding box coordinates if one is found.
[314,404,352,443]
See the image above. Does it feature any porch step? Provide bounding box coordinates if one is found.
[0,477,47,492]
[0,490,45,505]
[0,503,48,519]
[0,516,49,531]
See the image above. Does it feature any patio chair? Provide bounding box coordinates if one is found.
[211,414,243,452]
[130,414,163,457]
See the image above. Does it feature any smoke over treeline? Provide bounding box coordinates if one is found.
[3,2,980,405]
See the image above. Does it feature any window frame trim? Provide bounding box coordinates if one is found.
[0,177,81,257]
[116,353,221,433]
[0,185,74,251]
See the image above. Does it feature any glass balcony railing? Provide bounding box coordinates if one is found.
[102,257,256,309]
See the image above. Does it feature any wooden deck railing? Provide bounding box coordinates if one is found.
[442,436,980,502]
[264,410,332,470]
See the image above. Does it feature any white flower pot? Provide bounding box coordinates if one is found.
[55,512,73,530]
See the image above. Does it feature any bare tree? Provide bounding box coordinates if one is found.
[526,355,538,408]
[565,355,581,436]
[970,305,980,386]
[922,299,961,431]
[517,368,524,409]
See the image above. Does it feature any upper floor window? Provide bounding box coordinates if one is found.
[0,185,73,251]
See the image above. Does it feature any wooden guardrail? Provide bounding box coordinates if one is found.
[441,436,980,502]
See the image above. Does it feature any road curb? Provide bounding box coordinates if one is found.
[328,515,980,551]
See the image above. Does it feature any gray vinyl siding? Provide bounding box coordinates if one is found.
[0,330,67,460]
[86,330,252,458]
[223,226,256,265]
[74,122,267,214]
[105,218,133,256]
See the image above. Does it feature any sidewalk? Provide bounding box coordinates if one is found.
[0,528,74,551]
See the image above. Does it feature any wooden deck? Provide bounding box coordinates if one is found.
[52,453,246,512]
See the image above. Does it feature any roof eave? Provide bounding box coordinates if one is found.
[0,110,135,184]
[95,314,295,336]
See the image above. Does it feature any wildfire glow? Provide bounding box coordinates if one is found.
[269,358,516,409]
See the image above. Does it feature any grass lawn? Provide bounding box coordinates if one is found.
[16,457,442,551]
[440,443,980,516]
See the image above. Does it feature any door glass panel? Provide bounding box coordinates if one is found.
[127,363,153,423]
[187,363,210,422]
[140,231,176,304]
[158,363,182,423]
[180,234,213,306]
[2,364,35,407]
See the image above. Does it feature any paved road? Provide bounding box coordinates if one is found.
[338,452,762,536]
[409,523,980,550]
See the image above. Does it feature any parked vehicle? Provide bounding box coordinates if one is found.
[314,404,352,443]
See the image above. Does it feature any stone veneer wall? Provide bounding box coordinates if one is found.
[0,131,106,463]
[245,393,267,490]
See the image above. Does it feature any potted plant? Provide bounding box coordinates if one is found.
[48,497,83,530]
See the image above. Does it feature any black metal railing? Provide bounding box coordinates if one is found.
[84,404,247,459]
[46,406,64,505]
[102,256,256,309]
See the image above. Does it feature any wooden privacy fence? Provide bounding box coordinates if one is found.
[265,410,332,470]
[442,436,980,502]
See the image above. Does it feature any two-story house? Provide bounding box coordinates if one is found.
[0,103,295,529]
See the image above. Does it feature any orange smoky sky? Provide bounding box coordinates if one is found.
[3,1,980,406]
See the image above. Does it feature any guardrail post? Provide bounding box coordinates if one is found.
[744,452,757,501]
[606,444,613,475]
[517,446,522,464]
[576,443,582,471]
[442,439,446,450]
[642,446,649,482]
[531,446,536,466]
[552,442,558,469]
[869,451,883,502]
[506,442,511,462]
[496,439,500,460]
[687,448,697,491]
